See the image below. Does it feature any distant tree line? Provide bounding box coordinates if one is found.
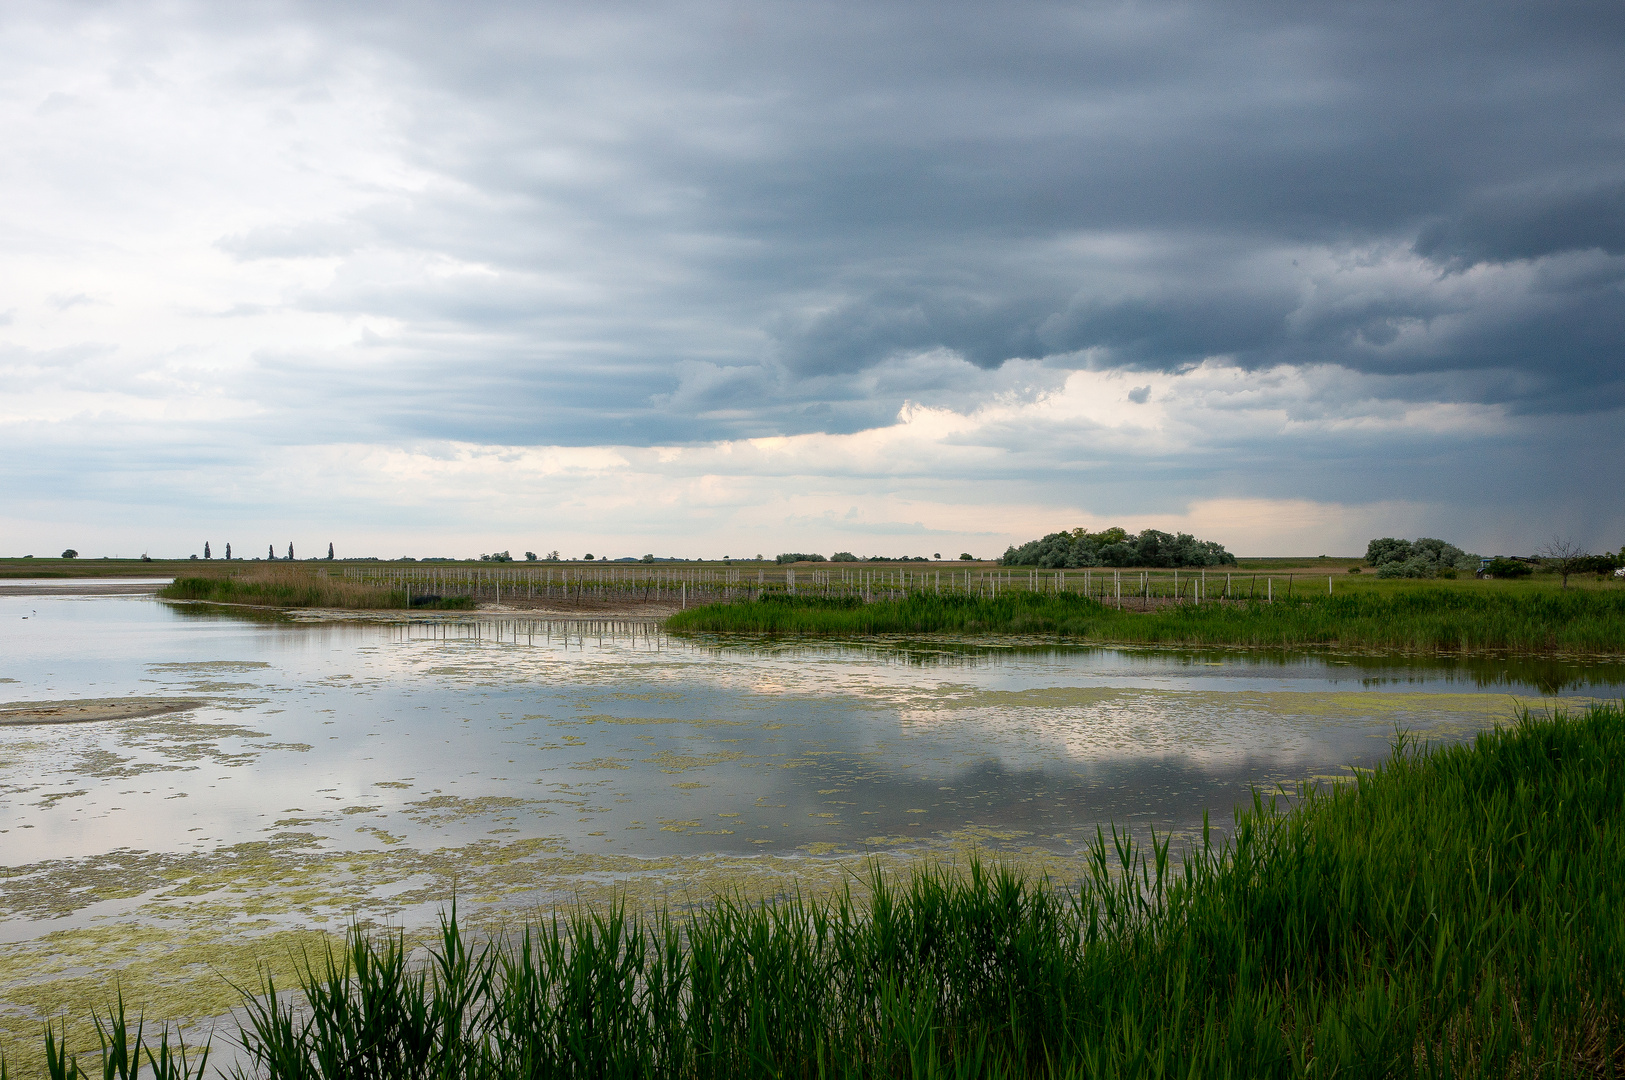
[1367,535,1624,586]
[777,552,937,564]
[1001,527,1236,569]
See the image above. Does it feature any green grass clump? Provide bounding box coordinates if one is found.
[18,702,1625,1077]
[666,586,1625,653]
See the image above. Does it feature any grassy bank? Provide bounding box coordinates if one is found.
[665,586,1625,653]
[158,571,473,611]
[17,702,1625,1077]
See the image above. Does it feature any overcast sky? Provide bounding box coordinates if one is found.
[3,0,1622,559]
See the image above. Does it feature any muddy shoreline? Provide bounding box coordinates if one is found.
[0,698,206,726]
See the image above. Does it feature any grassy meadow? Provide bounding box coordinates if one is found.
[17,701,1625,1078]
[666,578,1625,654]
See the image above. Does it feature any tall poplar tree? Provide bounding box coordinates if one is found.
[204,542,211,559]
[288,542,295,561]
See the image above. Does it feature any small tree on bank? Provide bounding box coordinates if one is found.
[61,549,78,559]
[1539,536,1588,589]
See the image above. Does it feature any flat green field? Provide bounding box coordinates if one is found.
[0,558,189,578]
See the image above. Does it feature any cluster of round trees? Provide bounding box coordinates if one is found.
[1001,527,1236,569]
[1364,537,1481,578]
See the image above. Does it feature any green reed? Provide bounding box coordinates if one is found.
[666,586,1625,653]
[15,701,1624,1077]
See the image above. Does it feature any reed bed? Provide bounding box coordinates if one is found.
[666,587,1625,653]
[16,702,1625,1078]
[158,571,473,611]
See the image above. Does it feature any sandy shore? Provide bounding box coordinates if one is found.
[1,580,168,596]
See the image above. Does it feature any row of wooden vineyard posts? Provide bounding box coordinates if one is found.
[334,564,1322,608]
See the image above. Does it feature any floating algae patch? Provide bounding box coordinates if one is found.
[112,713,310,765]
[0,814,1097,1072]
[0,920,340,1077]
[0,698,206,726]
[644,748,751,772]
[403,795,551,826]
[562,712,750,728]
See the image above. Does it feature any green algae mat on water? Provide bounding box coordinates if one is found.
[12,702,1624,1078]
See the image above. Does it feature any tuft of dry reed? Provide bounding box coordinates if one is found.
[159,568,410,609]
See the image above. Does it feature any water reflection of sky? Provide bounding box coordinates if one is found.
[3,588,1617,877]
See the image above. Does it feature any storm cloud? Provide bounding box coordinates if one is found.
[1,0,1622,555]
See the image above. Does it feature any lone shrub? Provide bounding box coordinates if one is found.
[1483,557,1533,578]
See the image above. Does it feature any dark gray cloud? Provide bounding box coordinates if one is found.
[190,0,1623,443]
[5,0,1625,556]
[1415,183,1625,268]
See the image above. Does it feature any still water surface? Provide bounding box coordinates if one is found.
[3,580,1623,1049]
[5,583,1618,864]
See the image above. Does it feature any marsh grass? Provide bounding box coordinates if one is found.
[666,586,1625,653]
[158,570,421,610]
[15,702,1625,1077]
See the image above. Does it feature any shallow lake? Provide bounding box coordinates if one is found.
[1,579,1621,1045]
